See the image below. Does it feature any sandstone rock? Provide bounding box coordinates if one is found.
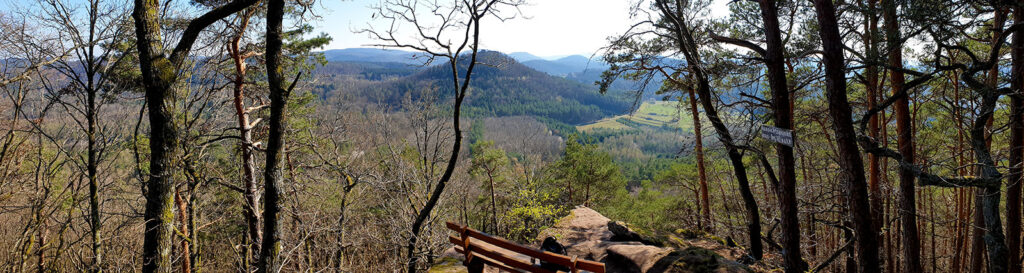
[605,244,674,272]
[534,206,620,261]
[431,206,758,273]
[536,206,613,243]
[608,221,666,247]
[608,221,641,241]
[606,245,751,273]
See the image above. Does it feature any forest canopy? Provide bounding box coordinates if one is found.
[4,0,1024,273]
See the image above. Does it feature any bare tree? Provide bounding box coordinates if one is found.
[0,12,69,87]
[362,0,524,271]
[34,0,131,271]
[221,6,264,270]
[130,0,258,271]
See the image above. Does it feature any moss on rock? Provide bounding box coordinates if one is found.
[671,247,720,273]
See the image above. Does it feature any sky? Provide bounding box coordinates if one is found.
[314,0,728,58]
[0,0,728,58]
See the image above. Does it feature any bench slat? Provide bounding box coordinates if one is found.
[453,245,526,273]
[464,228,605,272]
[446,222,606,273]
[452,242,557,273]
[446,222,465,233]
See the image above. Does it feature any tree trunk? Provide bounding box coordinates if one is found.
[970,190,986,273]
[174,188,191,273]
[757,0,799,269]
[132,0,257,271]
[86,40,103,273]
[585,182,591,206]
[1007,6,1024,273]
[227,10,262,267]
[881,1,923,272]
[686,86,710,232]
[970,7,1010,273]
[658,1,763,259]
[488,172,498,234]
[258,0,287,270]
[952,68,971,273]
[188,192,199,273]
[812,1,882,272]
[134,0,181,266]
[864,0,884,252]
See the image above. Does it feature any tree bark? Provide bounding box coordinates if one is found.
[258,0,287,270]
[881,1,923,272]
[686,85,711,232]
[950,68,969,273]
[655,0,763,260]
[132,0,257,271]
[87,69,102,273]
[812,1,882,272]
[134,1,180,270]
[864,0,884,252]
[969,7,1010,273]
[1008,6,1024,273]
[970,190,986,273]
[227,9,262,267]
[174,188,191,273]
[757,0,799,270]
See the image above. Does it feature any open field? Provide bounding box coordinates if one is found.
[577,101,695,132]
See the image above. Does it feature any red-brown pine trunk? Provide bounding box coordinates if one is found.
[687,86,711,232]
[882,0,923,271]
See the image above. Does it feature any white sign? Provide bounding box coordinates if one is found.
[761,125,794,147]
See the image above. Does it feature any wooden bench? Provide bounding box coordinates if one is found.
[446,222,605,273]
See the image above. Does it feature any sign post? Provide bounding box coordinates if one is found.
[761,125,794,147]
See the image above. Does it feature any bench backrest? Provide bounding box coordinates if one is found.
[445,222,605,273]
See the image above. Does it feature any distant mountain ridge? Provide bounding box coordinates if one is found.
[320,48,609,76]
[508,52,543,62]
[315,47,663,107]
[322,48,430,64]
[314,50,633,133]
[522,55,608,77]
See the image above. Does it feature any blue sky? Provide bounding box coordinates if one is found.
[0,0,730,57]
[314,0,639,57]
[8,0,633,56]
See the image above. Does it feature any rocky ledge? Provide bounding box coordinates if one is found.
[431,206,766,273]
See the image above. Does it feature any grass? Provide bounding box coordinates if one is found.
[577,101,697,132]
[577,117,633,131]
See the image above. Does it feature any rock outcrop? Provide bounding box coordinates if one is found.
[537,206,751,273]
[608,220,665,247]
[429,206,760,273]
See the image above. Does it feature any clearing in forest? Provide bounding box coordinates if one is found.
[577,101,695,132]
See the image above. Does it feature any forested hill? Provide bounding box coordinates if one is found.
[315,50,633,132]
